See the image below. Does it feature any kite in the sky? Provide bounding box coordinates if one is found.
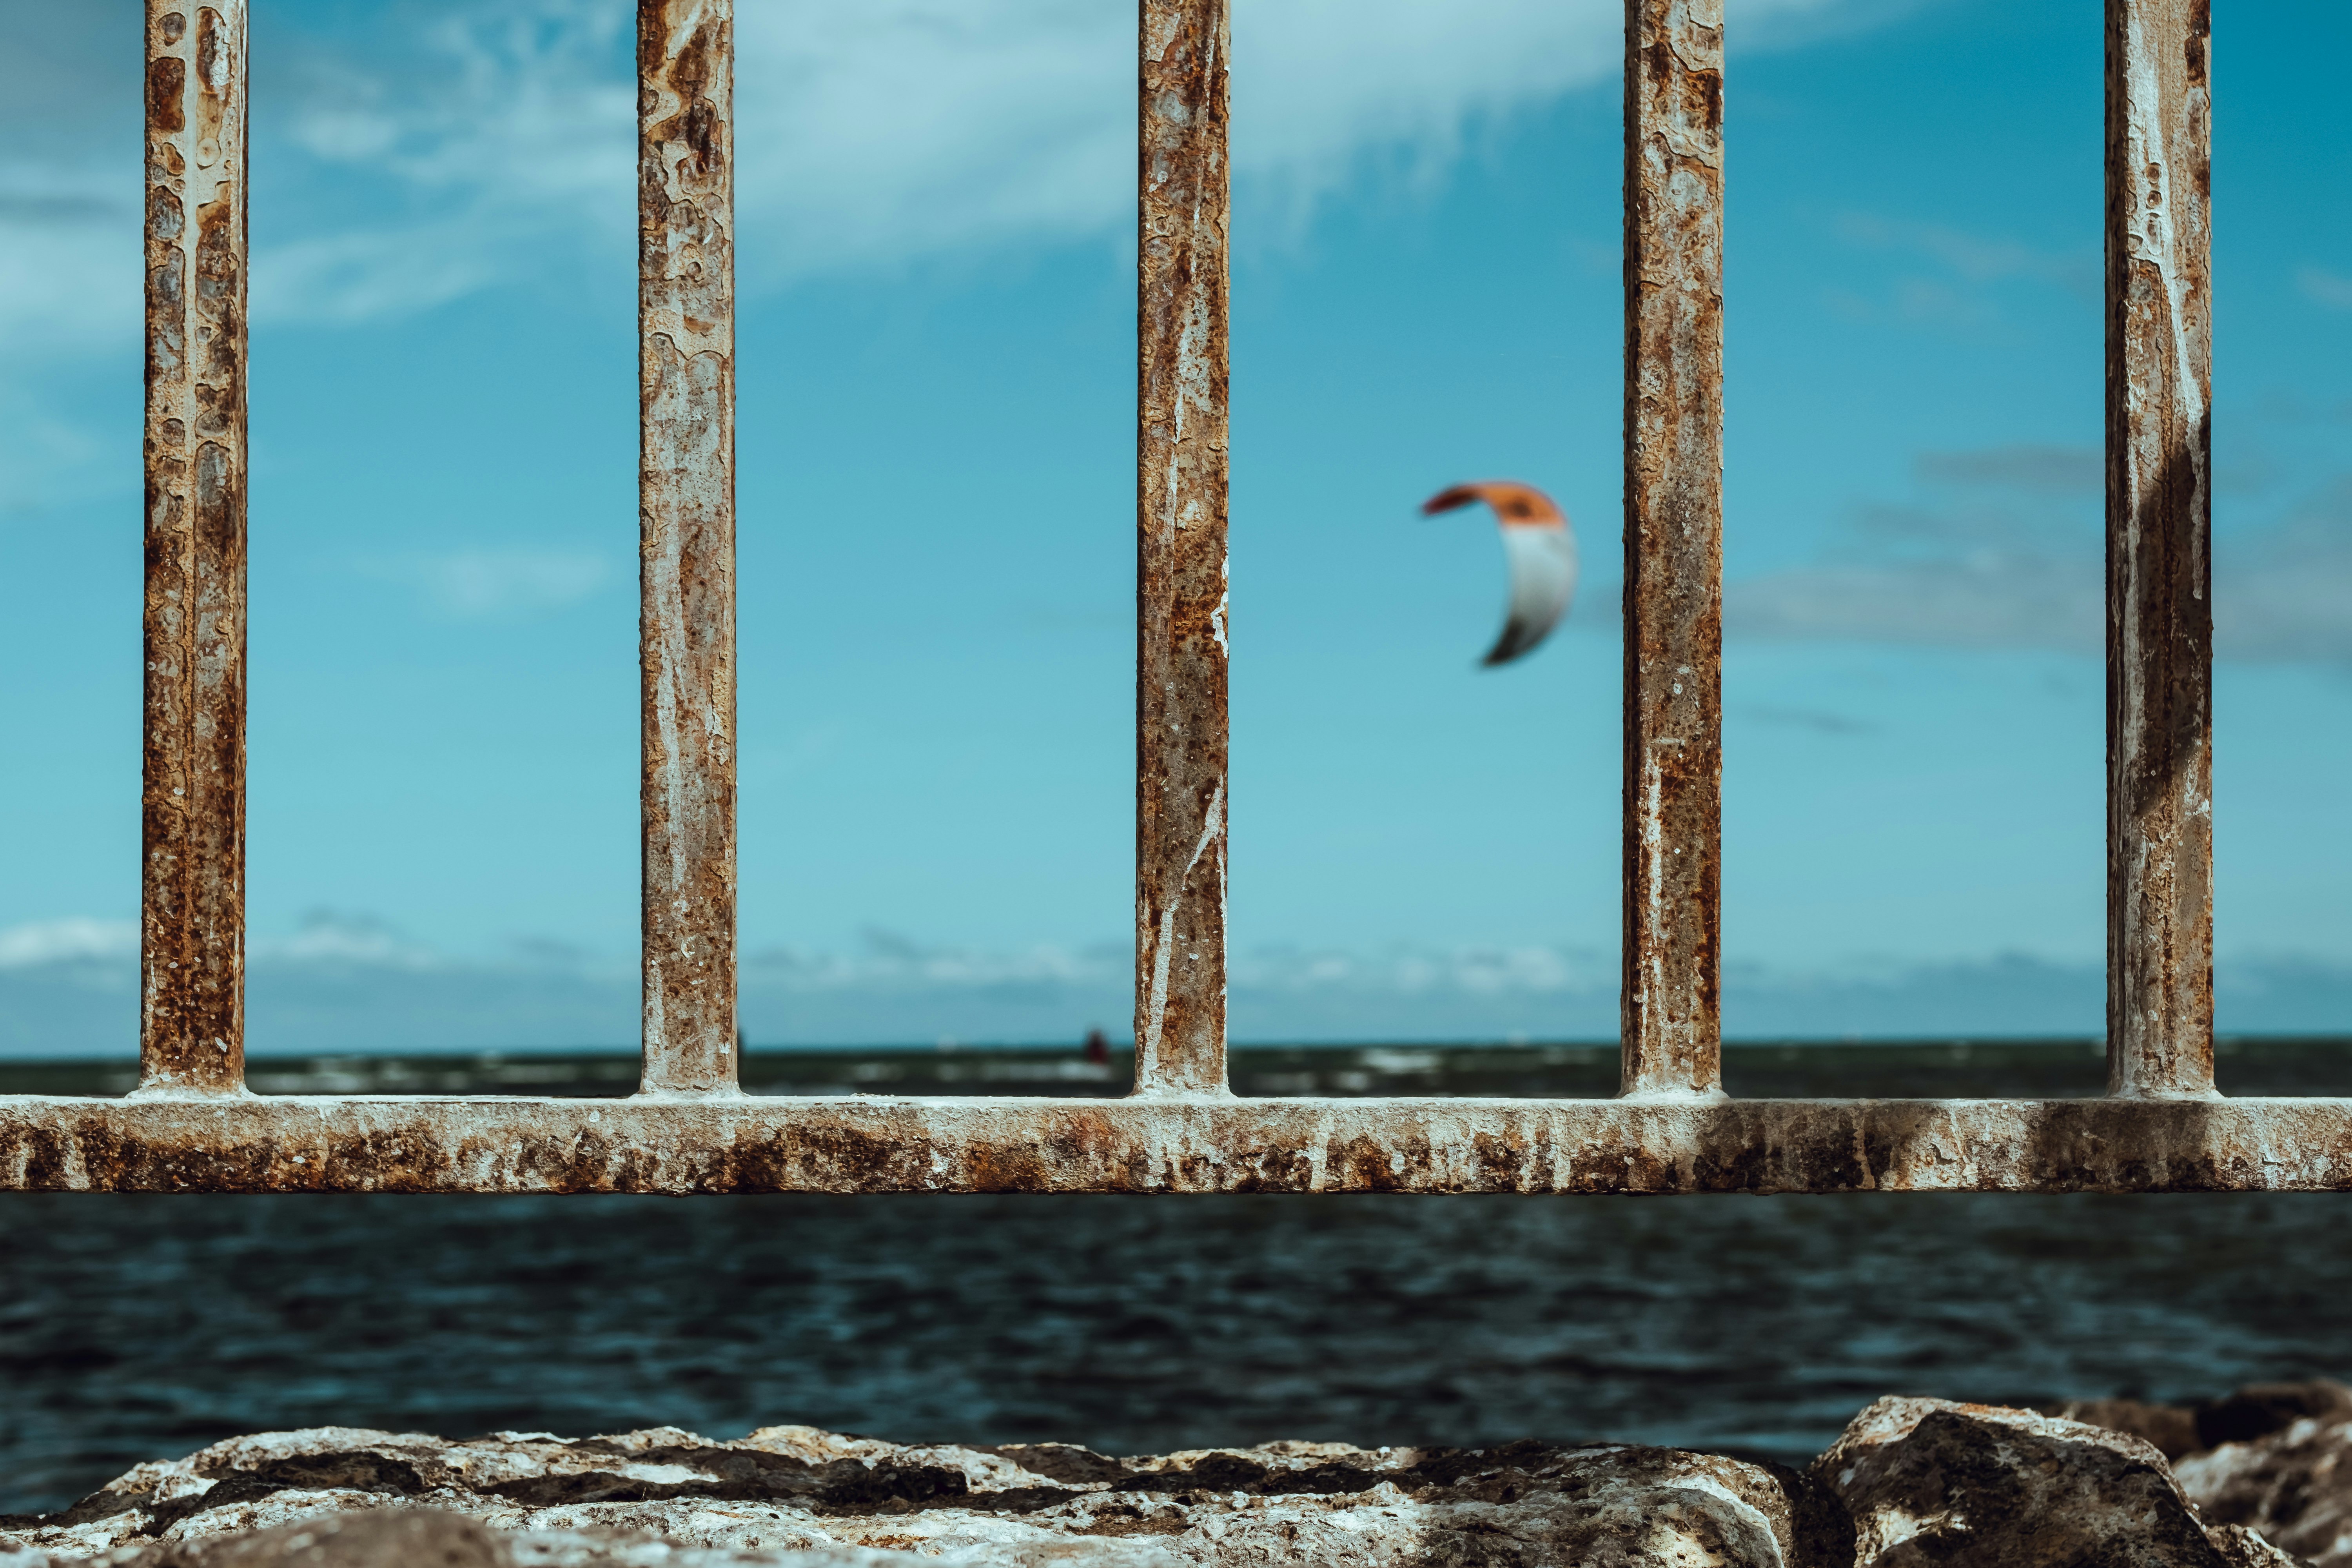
[1421,481,1578,667]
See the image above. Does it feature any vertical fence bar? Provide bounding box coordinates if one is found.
[638,0,737,1096]
[2106,0,2214,1099]
[1134,0,1231,1098]
[1621,0,1726,1100]
[138,0,248,1097]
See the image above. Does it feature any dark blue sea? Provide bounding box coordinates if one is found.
[4,1040,2348,1517]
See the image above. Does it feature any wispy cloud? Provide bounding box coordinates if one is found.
[1826,213,2096,330]
[0,0,1940,510]
[1834,213,2096,293]
[7,916,2348,1054]
[2299,265,2352,312]
[5,0,1936,356]
[1725,459,2352,664]
[365,548,613,619]
[289,0,1928,296]
[259,910,446,970]
[1915,444,2101,494]
[0,918,137,970]
[2223,479,2352,663]
[261,223,519,326]
[748,929,1122,994]
[1730,554,2102,652]
[1741,704,1880,736]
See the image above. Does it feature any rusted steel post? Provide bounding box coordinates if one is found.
[139,0,249,1098]
[1134,0,1231,1098]
[638,0,737,1096]
[2106,0,2215,1099]
[1620,0,1725,1100]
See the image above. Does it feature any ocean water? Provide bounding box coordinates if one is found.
[3,1041,2348,1517]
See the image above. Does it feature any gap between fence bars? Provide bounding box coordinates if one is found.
[7,0,2338,1194]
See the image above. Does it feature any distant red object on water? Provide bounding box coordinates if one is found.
[1083,1028,1111,1065]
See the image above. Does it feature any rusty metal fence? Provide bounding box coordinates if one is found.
[5,0,2334,1196]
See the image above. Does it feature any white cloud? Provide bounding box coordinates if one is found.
[0,0,1933,508]
[2299,265,2352,312]
[1835,213,2094,291]
[0,917,137,970]
[258,910,445,970]
[367,547,613,618]
[2224,483,2352,663]
[259,222,517,326]
[740,931,1619,1002]
[1730,554,2102,652]
[1915,444,2101,494]
[1826,213,2096,329]
[1233,942,1612,997]
[2,0,1935,357]
[289,0,1920,293]
[0,194,138,358]
[748,929,1119,991]
[5,916,2347,1054]
[1723,469,2352,664]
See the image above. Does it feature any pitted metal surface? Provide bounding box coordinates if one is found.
[2106,0,2214,1099]
[1134,0,1232,1099]
[638,0,738,1096]
[1,1096,2347,1194]
[140,0,249,1100]
[1621,0,1725,1100]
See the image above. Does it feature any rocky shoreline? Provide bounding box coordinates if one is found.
[4,1383,2347,1567]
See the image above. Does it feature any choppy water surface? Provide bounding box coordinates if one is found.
[3,1041,2348,1516]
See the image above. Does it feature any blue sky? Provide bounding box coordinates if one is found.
[4,0,2352,1054]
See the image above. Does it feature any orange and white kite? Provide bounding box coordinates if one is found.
[1421,481,1578,666]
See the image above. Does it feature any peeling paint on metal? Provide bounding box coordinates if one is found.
[140,0,247,1101]
[639,0,738,1097]
[2107,0,2214,1099]
[1135,0,1231,1099]
[2,1096,2347,1194]
[1621,0,1724,1102]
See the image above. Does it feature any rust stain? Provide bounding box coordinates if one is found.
[1621,0,1725,1101]
[2106,0,2214,1099]
[1134,0,1232,1099]
[2,1097,2347,1195]
[639,0,738,1096]
[139,0,246,1100]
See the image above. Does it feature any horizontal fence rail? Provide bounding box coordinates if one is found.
[3,1097,2349,1194]
[2,0,2316,1197]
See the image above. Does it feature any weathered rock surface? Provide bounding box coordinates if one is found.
[2046,1381,2352,1463]
[0,1425,1844,1568]
[12,1391,2339,1568]
[2043,1397,2205,1461]
[1813,1396,2300,1567]
[2194,1385,2352,1454]
[2032,1379,2352,1565]
[2178,1412,2352,1567]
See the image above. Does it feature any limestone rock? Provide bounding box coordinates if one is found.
[129,1510,508,1567]
[2206,1523,2312,1568]
[0,1426,1841,1568]
[1814,1396,2292,1568]
[2177,1414,2352,1566]
[2043,1397,2203,1461]
[2039,1381,2352,1466]
[2192,1384,2352,1454]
